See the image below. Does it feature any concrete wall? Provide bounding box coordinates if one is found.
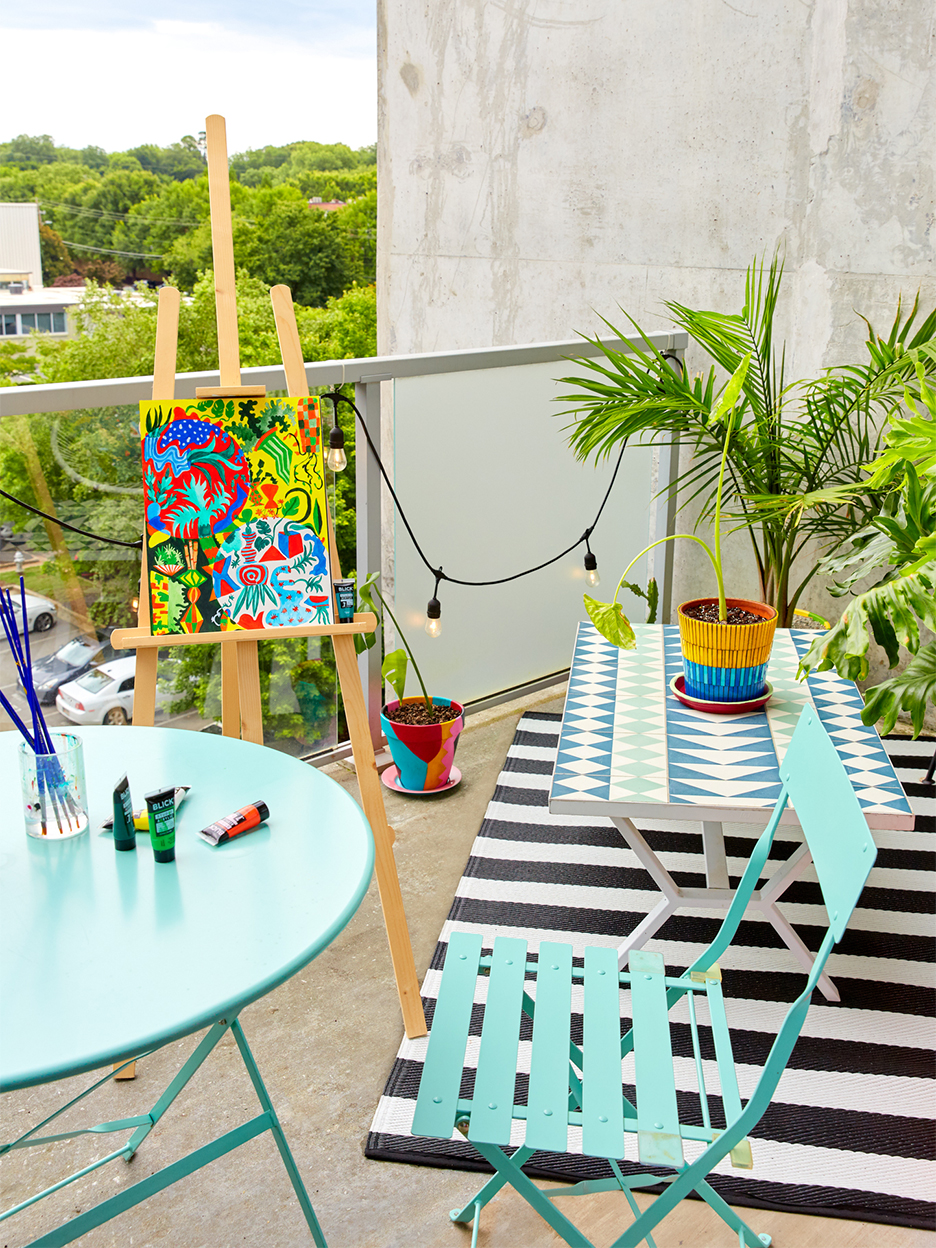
[377,0,934,624]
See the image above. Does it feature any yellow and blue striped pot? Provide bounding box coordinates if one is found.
[677,597,778,703]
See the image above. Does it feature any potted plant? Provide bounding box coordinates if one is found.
[559,250,935,627]
[357,573,464,791]
[585,356,779,705]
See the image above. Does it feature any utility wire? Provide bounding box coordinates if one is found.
[40,199,200,227]
[59,240,165,259]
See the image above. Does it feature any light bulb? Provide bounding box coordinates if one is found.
[586,567,600,588]
[326,444,347,472]
[425,616,442,638]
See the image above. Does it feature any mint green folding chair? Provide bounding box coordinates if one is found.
[412,704,878,1247]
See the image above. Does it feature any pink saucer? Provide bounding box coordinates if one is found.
[669,675,773,714]
[380,765,462,795]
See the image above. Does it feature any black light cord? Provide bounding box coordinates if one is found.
[0,395,629,575]
[0,487,143,549]
[322,391,627,589]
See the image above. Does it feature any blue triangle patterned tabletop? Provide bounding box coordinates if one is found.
[549,623,913,830]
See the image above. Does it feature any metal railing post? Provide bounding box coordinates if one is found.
[355,378,386,749]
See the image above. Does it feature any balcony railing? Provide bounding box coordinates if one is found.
[0,331,686,759]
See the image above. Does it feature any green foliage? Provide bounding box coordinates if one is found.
[0,134,58,166]
[39,222,73,282]
[234,198,352,307]
[798,349,936,735]
[382,648,409,703]
[584,595,636,648]
[584,355,750,647]
[561,251,936,626]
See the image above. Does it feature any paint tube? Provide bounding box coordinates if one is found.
[145,786,177,863]
[102,785,190,832]
[199,800,269,846]
[112,774,136,851]
[333,579,355,623]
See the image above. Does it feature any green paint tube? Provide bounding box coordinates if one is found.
[112,774,136,851]
[145,786,177,864]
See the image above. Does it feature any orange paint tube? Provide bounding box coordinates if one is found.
[198,800,269,846]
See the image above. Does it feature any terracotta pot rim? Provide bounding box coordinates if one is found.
[677,597,778,622]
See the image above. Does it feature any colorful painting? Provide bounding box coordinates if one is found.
[139,396,333,634]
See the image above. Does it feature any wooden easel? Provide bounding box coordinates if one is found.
[111,116,427,1039]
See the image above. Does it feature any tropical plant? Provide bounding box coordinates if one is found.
[585,357,749,647]
[793,348,936,735]
[560,251,936,626]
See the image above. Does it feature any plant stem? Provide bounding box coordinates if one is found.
[612,534,721,606]
[370,583,432,709]
[712,421,733,622]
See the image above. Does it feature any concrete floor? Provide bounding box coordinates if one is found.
[1,688,932,1248]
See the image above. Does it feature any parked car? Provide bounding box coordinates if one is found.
[56,657,138,726]
[1,590,57,635]
[23,629,129,705]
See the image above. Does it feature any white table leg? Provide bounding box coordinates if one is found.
[612,818,682,967]
[701,821,730,889]
[615,895,681,969]
[760,899,840,1002]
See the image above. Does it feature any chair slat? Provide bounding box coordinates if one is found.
[581,945,625,1159]
[525,942,573,1153]
[412,931,483,1139]
[469,936,529,1146]
[629,949,684,1167]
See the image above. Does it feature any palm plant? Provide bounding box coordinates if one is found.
[560,251,936,626]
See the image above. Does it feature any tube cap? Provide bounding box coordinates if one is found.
[253,801,270,823]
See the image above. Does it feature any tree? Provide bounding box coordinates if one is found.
[39,222,73,283]
[235,199,352,307]
[0,134,58,167]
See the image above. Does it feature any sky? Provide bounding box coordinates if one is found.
[2,0,377,153]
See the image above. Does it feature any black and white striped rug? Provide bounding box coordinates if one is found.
[366,714,935,1230]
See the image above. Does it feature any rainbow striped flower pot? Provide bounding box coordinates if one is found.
[677,598,778,703]
[381,697,464,791]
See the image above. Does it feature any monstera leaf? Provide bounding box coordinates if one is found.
[862,642,936,737]
[584,595,636,649]
[381,648,408,703]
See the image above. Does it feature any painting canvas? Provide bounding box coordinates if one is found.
[139,396,333,634]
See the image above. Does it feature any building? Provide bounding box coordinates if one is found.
[0,202,82,340]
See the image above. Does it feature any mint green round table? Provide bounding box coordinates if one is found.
[0,726,375,1246]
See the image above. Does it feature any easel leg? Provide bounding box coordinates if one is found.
[133,649,158,728]
[221,642,241,738]
[235,640,263,745]
[333,633,427,1038]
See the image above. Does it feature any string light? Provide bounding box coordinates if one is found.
[326,424,347,472]
[321,391,629,632]
[425,571,443,637]
[584,546,600,588]
[425,597,442,637]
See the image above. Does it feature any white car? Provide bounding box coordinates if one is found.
[3,590,57,634]
[56,657,138,726]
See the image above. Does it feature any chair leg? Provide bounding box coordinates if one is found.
[608,1160,659,1248]
[469,1139,595,1248]
[450,1146,536,1223]
[692,1178,771,1246]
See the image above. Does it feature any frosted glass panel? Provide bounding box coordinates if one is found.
[391,361,655,706]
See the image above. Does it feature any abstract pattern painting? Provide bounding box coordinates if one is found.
[139,396,333,634]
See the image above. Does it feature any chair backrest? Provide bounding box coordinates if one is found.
[778,704,878,942]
